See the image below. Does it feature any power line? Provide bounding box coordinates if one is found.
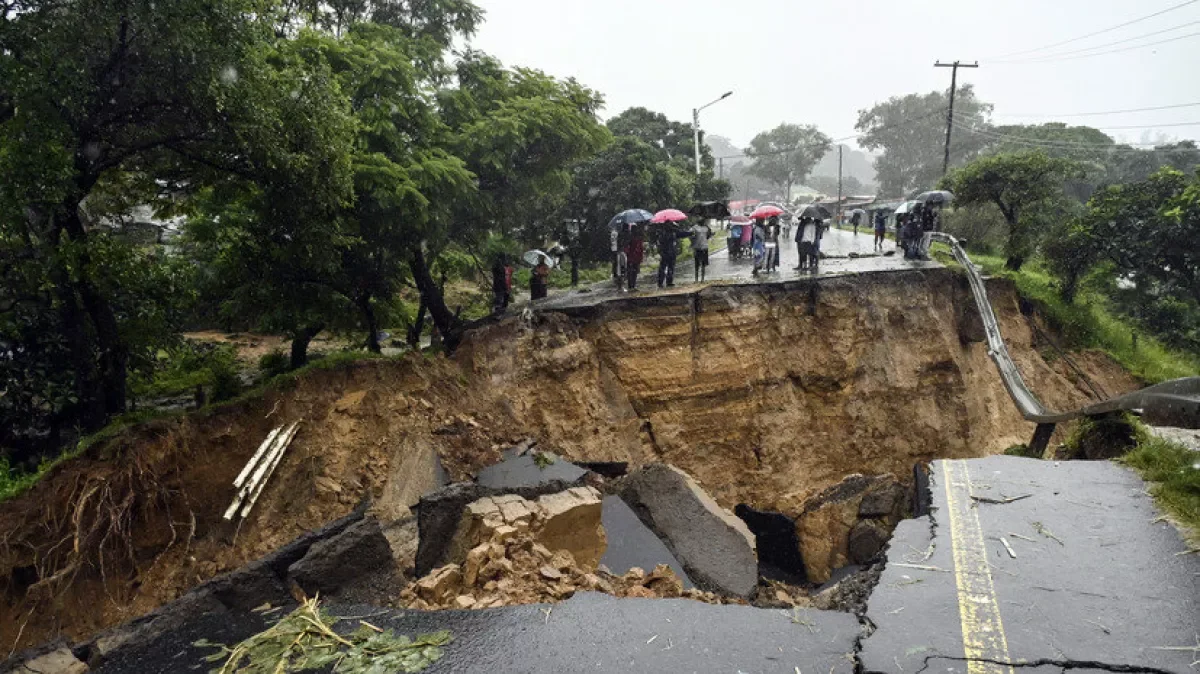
[986,0,1199,59]
[992,29,1200,64]
[955,111,1200,131]
[991,19,1200,62]
[950,117,1192,150]
[993,101,1200,118]
[722,108,949,161]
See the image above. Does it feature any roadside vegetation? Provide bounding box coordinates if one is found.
[1123,432,1200,546]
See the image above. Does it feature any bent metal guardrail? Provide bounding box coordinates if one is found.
[931,233,1200,441]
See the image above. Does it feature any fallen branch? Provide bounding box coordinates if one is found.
[999,537,1017,559]
[889,563,949,573]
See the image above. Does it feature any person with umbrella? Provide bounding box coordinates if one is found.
[650,209,690,288]
[608,209,653,287]
[849,209,863,236]
[623,223,646,291]
[793,216,820,272]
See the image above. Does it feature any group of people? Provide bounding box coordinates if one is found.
[742,215,826,275]
[897,203,940,261]
[611,219,715,291]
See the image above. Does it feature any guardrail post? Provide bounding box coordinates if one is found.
[1029,423,1055,457]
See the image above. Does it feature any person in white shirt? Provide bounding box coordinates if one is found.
[793,217,819,272]
[689,220,713,282]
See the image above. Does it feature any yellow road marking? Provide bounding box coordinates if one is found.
[942,459,1014,674]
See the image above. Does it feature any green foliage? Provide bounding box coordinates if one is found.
[942,151,1081,270]
[1003,444,1041,459]
[0,457,43,503]
[258,351,291,379]
[743,123,832,201]
[1062,413,1139,461]
[532,450,555,469]
[855,85,992,197]
[1122,433,1200,544]
[199,597,450,673]
[131,343,242,403]
[969,253,1200,383]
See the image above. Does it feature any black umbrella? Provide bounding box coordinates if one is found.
[796,204,832,220]
[687,201,732,219]
[915,190,954,205]
[607,209,654,230]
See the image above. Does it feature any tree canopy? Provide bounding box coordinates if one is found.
[743,123,831,202]
[856,85,992,197]
[943,150,1079,270]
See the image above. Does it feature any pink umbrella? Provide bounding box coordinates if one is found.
[750,204,784,219]
[650,208,688,223]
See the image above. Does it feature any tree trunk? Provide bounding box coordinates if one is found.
[51,264,106,432]
[358,296,381,353]
[570,251,579,286]
[1000,204,1025,271]
[59,198,128,418]
[408,296,427,348]
[409,247,461,351]
[290,324,324,369]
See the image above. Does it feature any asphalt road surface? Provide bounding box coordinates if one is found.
[538,226,938,311]
[87,458,1199,673]
[861,456,1200,673]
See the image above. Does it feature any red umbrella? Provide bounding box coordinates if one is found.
[750,205,784,219]
[650,208,688,224]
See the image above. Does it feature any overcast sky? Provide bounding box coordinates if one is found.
[466,0,1200,150]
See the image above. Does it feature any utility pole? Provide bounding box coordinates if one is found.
[692,91,733,176]
[836,144,843,226]
[934,60,978,176]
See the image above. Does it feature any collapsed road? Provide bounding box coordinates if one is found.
[2,234,1198,673]
[22,457,1194,674]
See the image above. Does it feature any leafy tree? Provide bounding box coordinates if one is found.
[560,136,695,263]
[1065,168,1200,350]
[807,175,863,197]
[743,124,831,202]
[856,85,992,196]
[605,107,729,201]
[0,0,353,443]
[942,150,1079,270]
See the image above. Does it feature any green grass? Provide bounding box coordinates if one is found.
[1122,432,1200,546]
[945,248,1200,384]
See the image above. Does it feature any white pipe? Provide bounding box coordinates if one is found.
[233,426,282,488]
[223,422,296,520]
[239,421,301,519]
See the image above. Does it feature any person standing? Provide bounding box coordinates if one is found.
[491,254,511,314]
[764,215,781,273]
[655,223,688,288]
[873,211,887,252]
[530,256,550,301]
[919,203,936,260]
[850,210,862,236]
[690,219,713,282]
[794,217,819,271]
[751,217,767,275]
[610,226,621,282]
[625,224,645,291]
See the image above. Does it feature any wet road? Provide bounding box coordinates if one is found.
[538,227,938,311]
[861,456,1200,673]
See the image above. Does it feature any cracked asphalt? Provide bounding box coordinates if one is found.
[90,457,1199,673]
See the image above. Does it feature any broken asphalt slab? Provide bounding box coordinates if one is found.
[92,592,861,674]
[860,456,1200,673]
[618,463,759,598]
[599,495,694,588]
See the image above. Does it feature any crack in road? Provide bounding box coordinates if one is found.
[910,654,1177,674]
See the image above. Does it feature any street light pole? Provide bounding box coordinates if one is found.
[692,91,733,176]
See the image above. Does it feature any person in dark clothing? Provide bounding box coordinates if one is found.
[850,210,862,235]
[873,211,887,251]
[624,225,645,291]
[919,204,937,260]
[655,223,690,288]
[491,255,511,314]
[530,256,550,300]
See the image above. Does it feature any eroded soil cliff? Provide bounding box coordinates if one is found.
[0,268,1135,650]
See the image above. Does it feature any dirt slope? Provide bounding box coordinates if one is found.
[0,267,1135,651]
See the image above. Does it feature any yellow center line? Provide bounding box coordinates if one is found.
[942,459,1014,674]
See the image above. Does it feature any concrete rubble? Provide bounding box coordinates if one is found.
[617,463,759,598]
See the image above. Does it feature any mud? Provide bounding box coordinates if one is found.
[0,267,1137,651]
